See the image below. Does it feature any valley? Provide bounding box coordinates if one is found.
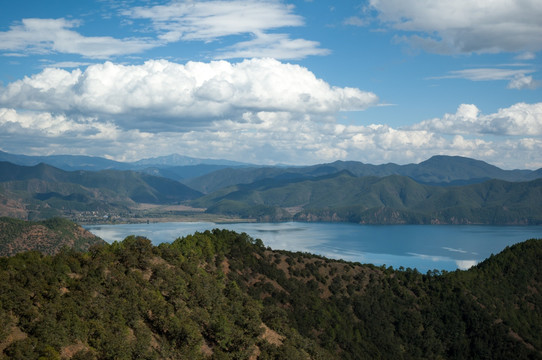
[2,2,540,357]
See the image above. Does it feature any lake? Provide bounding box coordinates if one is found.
[85,222,542,272]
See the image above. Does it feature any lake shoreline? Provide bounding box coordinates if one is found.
[78,216,542,227]
[85,221,542,272]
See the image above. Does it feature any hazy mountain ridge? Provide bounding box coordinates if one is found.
[0,150,251,175]
[4,150,541,187]
[132,153,249,167]
[186,155,542,194]
[0,225,540,358]
[0,150,132,171]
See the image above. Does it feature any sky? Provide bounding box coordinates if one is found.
[0,0,541,169]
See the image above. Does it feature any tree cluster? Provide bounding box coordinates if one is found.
[0,228,541,359]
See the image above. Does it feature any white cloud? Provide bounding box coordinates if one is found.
[2,103,541,169]
[507,74,540,90]
[369,0,542,54]
[0,18,156,58]
[438,68,533,82]
[0,59,378,130]
[125,0,327,59]
[0,107,89,136]
[126,0,304,41]
[433,68,539,90]
[515,52,536,60]
[216,32,330,60]
[0,107,150,158]
[410,103,542,136]
[0,2,327,60]
[40,61,94,69]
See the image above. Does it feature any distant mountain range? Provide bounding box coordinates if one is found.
[1,152,541,224]
[0,150,250,179]
[185,155,542,193]
[131,153,249,167]
[191,170,542,224]
[2,150,541,186]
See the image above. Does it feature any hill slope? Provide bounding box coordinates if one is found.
[0,217,105,256]
[0,161,202,220]
[192,171,542,224]
[0,161,202,203]
[0,229,540,359]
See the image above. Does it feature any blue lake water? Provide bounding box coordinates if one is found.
[85,222,542,272]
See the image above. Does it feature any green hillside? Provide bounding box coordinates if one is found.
[0,162,203,221]
[0,161,202,203]
[0,226,540,359]
[192,172,542,224]
[2,159,541,225]
[0,217,105,256]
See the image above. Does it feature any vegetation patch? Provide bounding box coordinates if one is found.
[0,222,540,359]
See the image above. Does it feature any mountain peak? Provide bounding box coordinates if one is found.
[422,155,493,167]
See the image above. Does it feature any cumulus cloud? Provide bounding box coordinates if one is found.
[0,107,150,158]
[326,123,542,169]
[410,103,542,136]
[369,0,542,54]
[124,0,327,59]
[0,59,378,130]
[0,18,156,58]
[0,107,92,137]
[2,104,541,169]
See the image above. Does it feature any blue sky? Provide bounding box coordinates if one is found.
[0,0,541,169]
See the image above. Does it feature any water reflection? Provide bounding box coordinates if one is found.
[85,222,541,272]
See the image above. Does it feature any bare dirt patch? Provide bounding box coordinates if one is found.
[221,258,231,275]
[0,323,27,354]
[260,323,284,346]
[201,340,213,357]
[61,341,89,359]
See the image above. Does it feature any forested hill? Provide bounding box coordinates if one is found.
[2,159,542,225]
[0,161,203,220]
[192,171,542,224]
[0,161,202,203]
[0,217,105,256]
[0,227,540,359]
